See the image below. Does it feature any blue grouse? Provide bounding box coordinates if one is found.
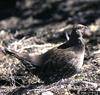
[2,24,89,83]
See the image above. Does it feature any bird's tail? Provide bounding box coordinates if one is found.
[1,48,38,73]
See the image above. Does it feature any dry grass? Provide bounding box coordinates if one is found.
[0,24,100,94]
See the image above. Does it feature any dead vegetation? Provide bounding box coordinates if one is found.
[0,24,100,95]
[0,0,100,95]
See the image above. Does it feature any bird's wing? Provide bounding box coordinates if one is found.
[40,48,77,72]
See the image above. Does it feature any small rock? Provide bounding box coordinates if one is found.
[41,91,54,95]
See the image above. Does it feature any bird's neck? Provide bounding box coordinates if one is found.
[70,37,85,52]
[58,37,85,52]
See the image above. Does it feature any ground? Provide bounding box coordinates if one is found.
[0,0,100,95]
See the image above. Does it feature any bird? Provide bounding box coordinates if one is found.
[2,24,89,84]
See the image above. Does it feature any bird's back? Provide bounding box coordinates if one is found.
[37,41,85,83]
